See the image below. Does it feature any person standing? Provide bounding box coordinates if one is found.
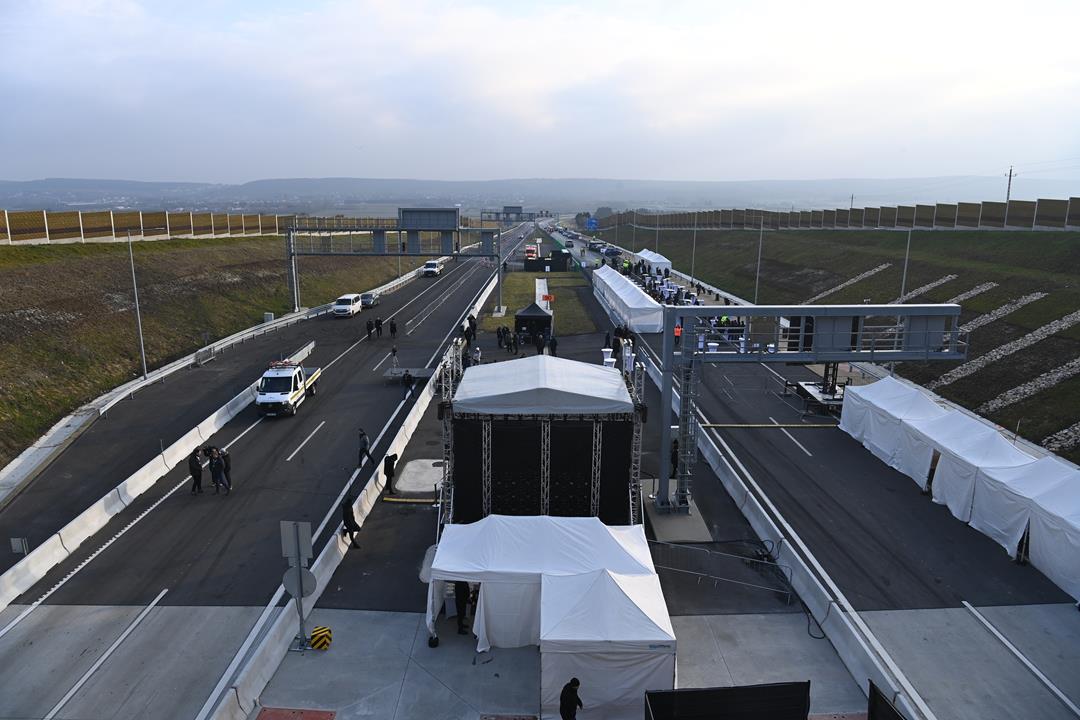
[673,321,682,346]
[375,317,383,338]
[366,318,374,340]
[496,326,504,349]
[383,453,399,494]
[473,345,482,365]
[389,318,397,339]
[548,335,558,357]
[188,448,203,495]
[209,448,229,495]
[454,581,471,635]
[402,369,414,399]
[358,428,375,467]
[534,332,545,356]
[559,678,583,720]
[340,494,361,549]
[220,447,232,488]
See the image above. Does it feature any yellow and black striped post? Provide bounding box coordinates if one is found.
[309,626,332,650]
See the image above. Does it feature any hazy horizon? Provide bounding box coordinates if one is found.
[3,1,1079,187]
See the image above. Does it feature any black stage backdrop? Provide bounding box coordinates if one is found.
[452,417,632,524]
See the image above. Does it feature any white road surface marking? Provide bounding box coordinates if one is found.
[768,415,813,457]
[285,420,326,462]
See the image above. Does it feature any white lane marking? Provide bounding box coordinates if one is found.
[768,416,813,457]
[285,420,326,462]
[723,373,734,387]
[372,352,391,371]
[405,263,484,335]
[961,601,1080,718]
[0,417,263,642]
[43,588,168,719]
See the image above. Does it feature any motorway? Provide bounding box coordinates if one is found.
[560,229,1080,720]
[0,225,531,720]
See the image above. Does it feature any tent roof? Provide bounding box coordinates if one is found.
[453,355,633,415]
[540,570,675,648]
[635,249,671,266]
[980,456,1078,505]
[850,377,947,421]
[593,265,664,333]
[1030,473,1080,523]
[943,430,1034,469]
[904,410,995,445]
[515,302,552,318]
[430,515,655,583]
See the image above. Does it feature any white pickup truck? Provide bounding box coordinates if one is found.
[255,361,323,417]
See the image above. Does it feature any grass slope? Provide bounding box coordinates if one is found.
[0,236,421,467]
[596,227,1080,463]
[479,271,598,337]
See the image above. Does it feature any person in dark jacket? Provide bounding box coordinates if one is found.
[454,581,471,635]
[548,335,558,357]
[375,317,383,337]
[358,428,375,467]
[384,453,399,494]
[220,447,232,487]
[188,449,203,495]
[559,678,583,720]
[340,494,361,549]
[366,318,374,340]
[389,318,397,339]
[209,448,229,495]
[534,332,545,356]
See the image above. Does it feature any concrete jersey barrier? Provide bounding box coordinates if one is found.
[0,342,314,613]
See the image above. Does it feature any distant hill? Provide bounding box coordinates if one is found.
[1,176,1076,214]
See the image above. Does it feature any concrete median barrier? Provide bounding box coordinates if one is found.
[57,489,128,552]
[115,455,170,504]
[162,427,205,470]
[0,534,68,607]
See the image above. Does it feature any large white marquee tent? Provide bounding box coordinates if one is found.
[841,377,1080,603]
[424,515,676,719]
[593,265,663,333]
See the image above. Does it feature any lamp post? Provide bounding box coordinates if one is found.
[632,209,637,252]
[655,209,660,253]
[127,231,148,380]
[690,210,698,282]
[899,228,912,301]
[753,217,764,304]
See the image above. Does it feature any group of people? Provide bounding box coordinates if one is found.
[187,446,232,495]
[365,316,397,340]
[493,326,559,357]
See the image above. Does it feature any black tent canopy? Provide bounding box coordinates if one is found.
[515,302,553,340]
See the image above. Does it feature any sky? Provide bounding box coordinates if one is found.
[2,0,1080,184]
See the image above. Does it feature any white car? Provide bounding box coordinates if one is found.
[332,293,362,317]
[422,260,442,277]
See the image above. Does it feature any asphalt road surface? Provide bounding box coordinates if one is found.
[0,225,532,720]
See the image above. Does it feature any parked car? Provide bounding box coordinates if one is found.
[602,246,621,257]
[565,240,574,247]
[360,291,380,307]
[332,293,363,317]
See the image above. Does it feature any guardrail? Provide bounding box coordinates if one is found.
[0,268,425,511]
[0,341,315,615]
[206,270,502,720]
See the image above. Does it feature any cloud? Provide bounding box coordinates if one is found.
[1,0,1078,182]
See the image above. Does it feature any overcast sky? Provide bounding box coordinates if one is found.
[3,0,1080,184]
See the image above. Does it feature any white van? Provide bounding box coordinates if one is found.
[332,293,363,317]
[421,260,442,277]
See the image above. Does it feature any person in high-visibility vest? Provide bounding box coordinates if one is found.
[673,322,682,346]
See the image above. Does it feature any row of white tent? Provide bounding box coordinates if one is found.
[840,376,1080,602]
[423,515,676,720]
[593,264,664,333]
[633,249,672,273]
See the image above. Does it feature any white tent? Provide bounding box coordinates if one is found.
[453,355,633,415]
[1028,480,1080,603]
[425,515,656,650]
[894,411,995,489]
[634,249,672,273]
[839,377,948,463]
[540,570,676,720]
[593,265,663,333]
[931,429,1035,522]
[968,457,1078,556]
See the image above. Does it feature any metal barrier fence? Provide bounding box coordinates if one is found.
[650,539,793,602]
[598,196,1080,232]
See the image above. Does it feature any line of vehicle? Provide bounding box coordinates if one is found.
[285,420,326,462]
[768,416,814,457]
[43,587,168,720]
[0,417,263,642]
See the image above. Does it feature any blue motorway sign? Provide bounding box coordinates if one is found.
[586,218,599,230]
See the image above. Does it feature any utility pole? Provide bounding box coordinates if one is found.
[690,210,698,282]
[1005,165,1015,203]
[754,217,764,304]
[632,209,637,252]
[899,228,912,301]
[655,209,660,253]
[127,231,149,380]
[850,193,854,210]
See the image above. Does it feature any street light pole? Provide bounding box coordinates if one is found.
[127,231,149,380]
[753,218,764,304]
[632,209,637,252]
[690,210,698,282]
[899,228,912,300]
[655,209,660,253]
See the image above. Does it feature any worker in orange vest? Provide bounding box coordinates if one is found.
[673,322,682,346]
